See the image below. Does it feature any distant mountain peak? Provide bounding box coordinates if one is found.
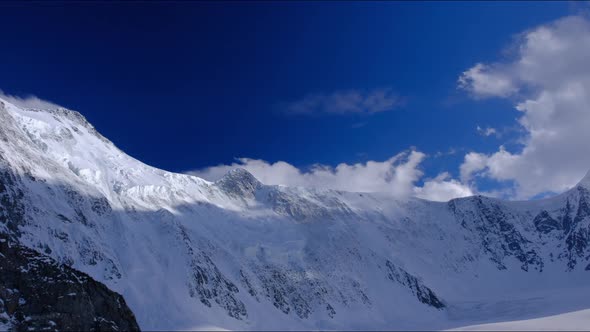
[215,168,262,198]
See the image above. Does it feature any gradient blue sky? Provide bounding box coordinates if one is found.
[2,1,589,200]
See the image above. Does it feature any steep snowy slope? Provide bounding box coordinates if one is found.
[0,97,589,330]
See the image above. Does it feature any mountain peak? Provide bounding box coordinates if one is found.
[215,168,262,198]
[0,95,92,128]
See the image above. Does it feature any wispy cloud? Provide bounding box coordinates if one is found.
[476,125,500,138]
[433,147,460,158]
[0,89,61,110]
[280,88,403,115]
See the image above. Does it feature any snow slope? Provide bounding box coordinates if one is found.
[451,308,590,331]
[0,97,589,330]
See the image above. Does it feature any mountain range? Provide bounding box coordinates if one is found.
[1,97,589,330]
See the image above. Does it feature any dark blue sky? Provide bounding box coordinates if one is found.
[0,1,573,182]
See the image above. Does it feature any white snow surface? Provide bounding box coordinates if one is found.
[0,97,590,330]
[451,308,590,331]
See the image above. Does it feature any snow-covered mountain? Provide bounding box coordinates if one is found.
[1,97,589,330]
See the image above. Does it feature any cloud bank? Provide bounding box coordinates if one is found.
[282,88,402,115]
[458,15,590,199]
[189,150,473,202]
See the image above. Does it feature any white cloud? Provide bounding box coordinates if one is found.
[460,151,490,184]
[458,15,590,199]
[414,172,474,202]
[458,63,517,98]
[0,90,61,110]
[282,88,402,115]
[189,150,472,202]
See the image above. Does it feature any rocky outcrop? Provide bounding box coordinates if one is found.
[215,168,262,199]
[449,196,543,272]
[178,225,248,320]
[0,234,140,331]
[384,260,445,309]
[533,210,561,234]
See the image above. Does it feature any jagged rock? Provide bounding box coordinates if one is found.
[384,260,445,309]
[178,225,247,320]
[215,168,262,199]
[0,235,139,331]
[449,196,543,272]
[533,211,561,233]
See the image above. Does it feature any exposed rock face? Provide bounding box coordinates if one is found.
[215,168,262,199]
[0,169,26,235]
[449,196,543,272]
[533,210,561,234]
[0,235,139,331]
[178,225,247,320]
[384,260,445,309]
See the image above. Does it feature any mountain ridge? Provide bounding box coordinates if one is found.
[1,97,590,330]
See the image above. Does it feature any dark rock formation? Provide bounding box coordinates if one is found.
[385,260,445,309]
[0,234,140,331]
[533,210,561,234]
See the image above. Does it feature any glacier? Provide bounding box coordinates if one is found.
[0,96,590,330]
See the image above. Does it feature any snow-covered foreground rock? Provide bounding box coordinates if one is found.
[0,97,589,330]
